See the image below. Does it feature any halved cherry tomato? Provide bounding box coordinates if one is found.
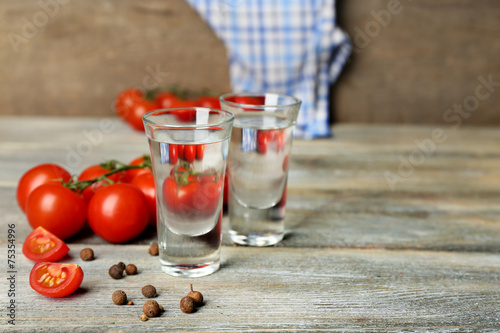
[131,173,157,227]
[22,227,69,262]
[16,164,71,213]
[78,164,127,203]
[29,262,84,298]
[26,184,87,240]
[184,145,196,163]
[196,144,205,160]
[169,144,178,165]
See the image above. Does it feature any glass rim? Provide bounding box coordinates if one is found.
[142,107,235,129]
[219,92,301,109]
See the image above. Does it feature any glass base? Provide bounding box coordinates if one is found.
[160,260,220,278]
[229,230,283,247]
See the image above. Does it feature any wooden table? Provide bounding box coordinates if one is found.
[1,117,499,332]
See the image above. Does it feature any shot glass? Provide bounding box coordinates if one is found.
[219,93,301,246]
[143,108,234,277]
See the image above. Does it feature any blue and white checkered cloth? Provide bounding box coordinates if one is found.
[186,0,351,139]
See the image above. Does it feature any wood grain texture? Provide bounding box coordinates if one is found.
[1,245,499,332]
[0,118,499,331]
[334,0,500,125]
[0,118,499,252]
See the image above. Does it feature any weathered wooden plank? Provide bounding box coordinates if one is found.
[1,119,499,251]
[1,245,498,332]
[334,0,500,125]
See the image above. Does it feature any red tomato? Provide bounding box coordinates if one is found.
[78,164,127,203]
[174,107,197,122]
[279,184,287,208]
[196,144,205,160]
[223,172,229,206]
[184,145,196,163]
[88,183,149,243]
[178,144,185,159]
[155,91,180,108]
[131,173,157,227]
[196,96,220,109]
[169,144,178,165]
[30,262,84,298]
[115,88,142,120]
[282,155,289,172]
[227,96,266,108]
[26,184,87,240]
[127,99,157,131]
[125,155,152,181]
[115,89,156,132]
[163,174,222,215]
[257,130,270,154]
[22,227,69,262]
[17,164,71,213]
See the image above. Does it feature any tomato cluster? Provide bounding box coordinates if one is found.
[115,88,220,131]
[168,144,205,164]
[17,157,155,244]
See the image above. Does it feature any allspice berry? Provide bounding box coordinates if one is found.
[142,285,157,298]
[112,290,127,305]
[180,296,195,313]
[187,284,203,305]
[149,243,159,256]
[117,262,126,270]
[143,300,160,318]
[125,264,137,275]
[80,248,94,261]
[140,314,148,322]
[109,264,123,279]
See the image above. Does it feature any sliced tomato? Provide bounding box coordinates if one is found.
[29,262,84,298]
[22,227,69,262]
